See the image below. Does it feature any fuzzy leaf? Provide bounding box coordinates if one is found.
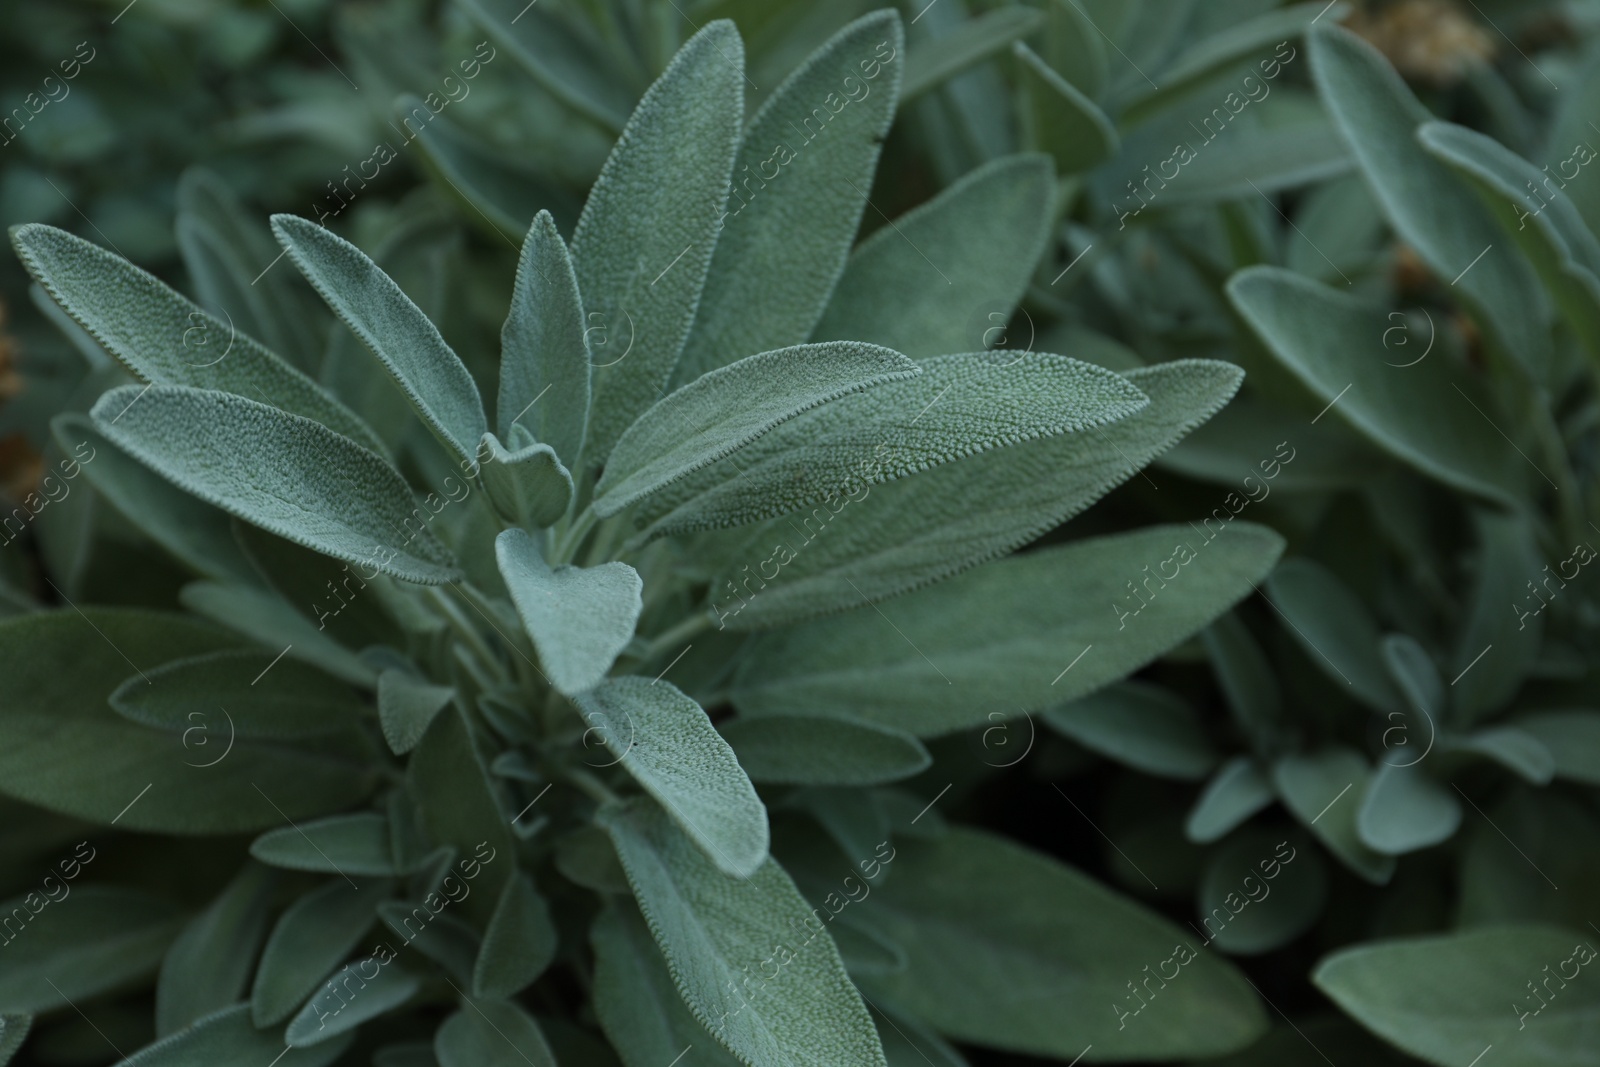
[1273,748,1395,884]
[1449,726,1555,785]
[253,880,391,1027]
[0,1016,29,1067]
[733,523,1284,736]
[1514,711,1600,785]
[1205,613,1283,747]
[250,813,398,876]
[601,801,887,1067]
[570,21,744,464]
[379,670,457,756]
[435,1000,558,1067]
[111,649,365,740]
[1186,757,1275,844]
[479,433,574,529]
[1044,681,1218,781]
[0,886,183,1013]
[408,707,514,922]
[90,385,460,584]
[473,871,557,998]
[156,863,278,1035]
[1356,763,1461,855]
[577,678,768,877]
[812,154,1053,358]
[1263,558,1402,715]
[680,11,904,380]
[1453,510,1546,722]
[499,210,589,462]
[179,581,376,689]
[497,528,642,695]
[719,715,931,786]
[1015,43,1117,175]
[273,214,488,469]
[287,957,420,1047]
[900,7,1045,102]
[1380,634,1444,720]
[120,1005,352,1067]
[9,224,382,452]
[596,342,919,516]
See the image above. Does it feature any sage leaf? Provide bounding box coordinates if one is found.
[1196,829,1326,956]
[473,871,557,999]
[1514,711,1600,785]
[0,886,183,1013]
[111,649,366,740]
[179,581,376,689]
[1272,748,1395,884]
[1204,613,1283,748]
[0,1016,29,1067]
[251,813,398,876]
[479,432,574,529]
[1044,681,1218,781]
[1015,42,1117,175]
[718,715,931,786]
[1263,557,1402,715]
[1186,757,1275,844]
[900,7,1044,103]
[1356,763,1461,855]
[155,862,278,1035]
[253,879,392,1026]
[286,958,421,1047]
[379,670,457,756]
[120,1005,352,1067]
[408,706,514,922]
[436,1001,558,1067]
[499,210,589,463]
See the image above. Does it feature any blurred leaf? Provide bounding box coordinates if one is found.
[1187,757,1275,844]
[1044,681,1218,781]
[719,715,931,786]
[0,886,182,1014]
[901,7,1044,102]
[155,863,277,1035]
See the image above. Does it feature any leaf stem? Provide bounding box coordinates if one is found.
[551,506,600,565]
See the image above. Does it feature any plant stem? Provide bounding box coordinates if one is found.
[427,586,504,684]
[552,506,599,565]
[641,610,712,662]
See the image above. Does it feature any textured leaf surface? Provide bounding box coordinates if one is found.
[812,155,1053,358]
[680,11,904,380]
[0,609,373,833]
[856,828,1267,1058]
[287,958,420,1047]
[121,1005,351,1067]
[273,215,487,468]
[251,813,397,876]
[156,863,277,1035]
[479,433,573,529]
[601,801,886,1067]
[435,1000,557,1067]
[570,21,744,463]
[719,715,931,785]
[1314,926,1600,1067]
[498,210,589,462]
[90,385,459,584]
[1044,681,1218,781]
[378,670,457,756]
[473,871,557,998]
[179,581,376,689]
[253,879,390,1026]
[112,649,365,739]
[497,529,642,695]
[0,886,182,1013]
[10,224,381,451]
[597,342,918,516]
[577,678,768,877]
[408,707,514,920]
[640,352,1148,537]
[732,523,1285,736]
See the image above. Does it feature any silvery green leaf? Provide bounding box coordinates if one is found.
[1044,681,1218,781]
[179,582,376,689]
[719,715,931,786]
[472,871,557,998]
[874,1008,968,1067]
[0,609,375,833]
[435,1000,558,1067]
[1014,43,1117,175]
[251,813,398,876]
[1204,613,1282,748]
[1229,267,1523,509]
[379,670,456,756]
[900,7,1044,103]
[1263,557,1401,715]
[111,649,365,739]
[1040,0,1107,98]
[577,678,768,877]
[595,342,919,516]
[1452,510,1545,723]
[591,902,744,1067]
[732,523,1285,736]
[812,155,1053,358]
[379,902,479,985]
[705,359,1236,630]
[1447,726,1554,785]
[496,528,642,695]
[1186,757,1275,844]
[479,432,573,529]
[1380,634,1443,720]
[638,352,1148,538]
[90,385,460,584]
[570,21,744,464]
[1195,828,1325,956]
[679,11,904,381]
[253,879,391,1026]
[408,707,514,923]
[156,863,278,1036]
[1308,23,1551,379]
[9,223,381,452]
[1272,748,1395,884]
[272,215,488,470]
[1356,762,1461,855]
[1513,711,1600,785]
[119,1005,352,1067]
[601,801,887,1067]
[286,958,421,1047]
[499,209,589,462]
[0,886,182,1014]
[854,827,1267,1059]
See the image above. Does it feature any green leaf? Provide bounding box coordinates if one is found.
[679,11,904,381]
[705,359,1237,630]
[111,649,365,740]
[1196,829,1326,956]
[9,224,382,453]
[90,385,460,584]
[119,1005,352,1067]
[591,902,744,1067]
[179,581,376,689]
[733,523,1284,736]
[1229,267,1523,507]
[435,1000,558,1067]
[1449,726,1555,785]
[479,433,574,529]
[570,21,744,464]
[1452,510,1546,722]
[496,528,642,695]
[499,210,589,463]
[0,1015,30,1067]
[596,342,919,516]
[1186,757,1275,843]
[639,351,1148,538]
[1014,43,1117,175]
[0,609,374,832]
[378,901,479,984]
[812,154,1053,359]
[1204,613,1282,748]
[1263,558,1402,714]
[855,827,1267,1058]
[1308,24,1551,379]
[408,709,514,922]
[600,801,887,1067]
[900,7,1044,103]
[1514,711,1600,785]
[577,678,768,877]
[156,862,277,1035]
[874,1008,968,1067]
[1044,681,1218,781]
[0,886,183,1013]
[272,215,488,469]
[473,871,557,999]
[719,715,931,786]
[1380,634,1443,720]
[286,956,421,1047]
[253,879,391,1026]
[1356,763,1461,854]
[1272,748,1395,884]
[1314,925,1600,1067]
[251,813,398,876]
[379,670,457,756]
